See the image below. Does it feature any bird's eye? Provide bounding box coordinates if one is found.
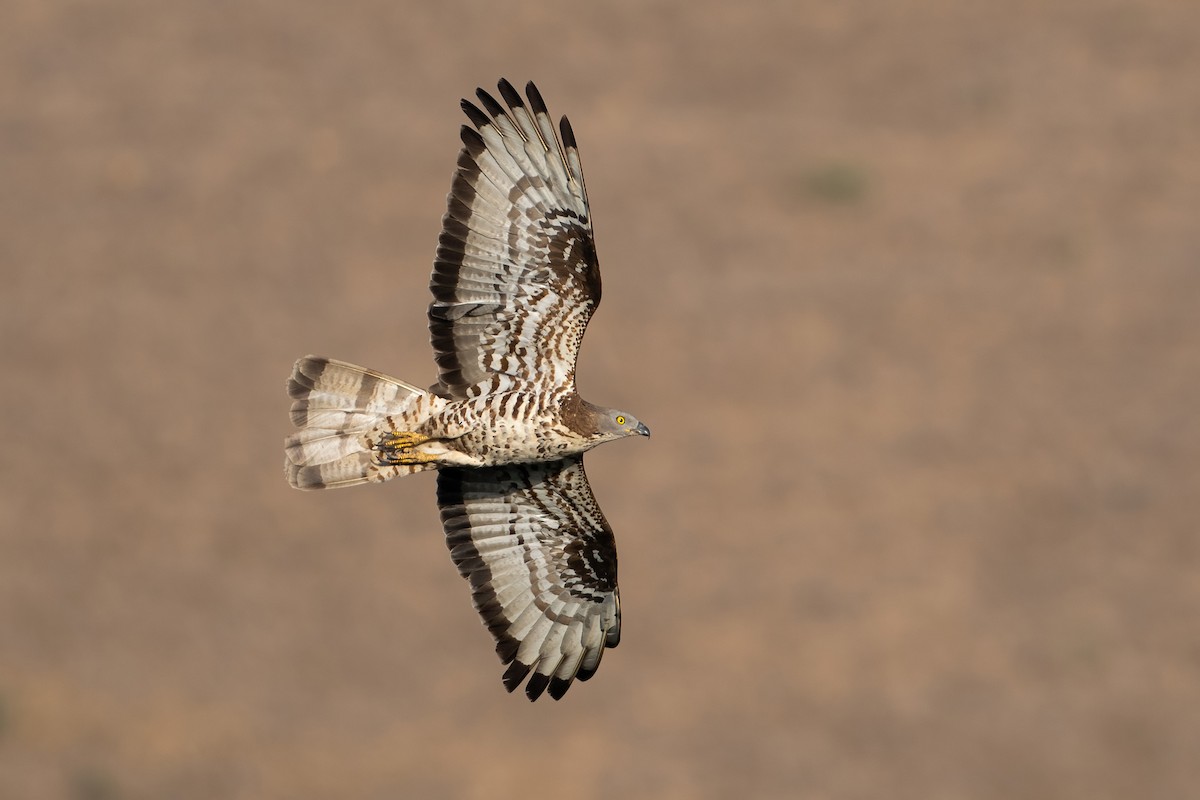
[615,415,626,425]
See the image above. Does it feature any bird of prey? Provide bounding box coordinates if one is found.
[284,80,648,701]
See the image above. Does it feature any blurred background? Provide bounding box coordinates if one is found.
[2,1,1198,798]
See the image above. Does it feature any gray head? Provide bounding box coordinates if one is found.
[591,407,651,441]
[564,394,651,442]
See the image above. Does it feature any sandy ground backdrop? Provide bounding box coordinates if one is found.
[2,2,1198,798]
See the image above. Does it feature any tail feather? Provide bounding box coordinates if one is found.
[285,356,436,490]
[286,451,425,490]
[289,356,423,429]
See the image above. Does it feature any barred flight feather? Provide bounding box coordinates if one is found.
[437,456,620,701]
[430,80,599,401]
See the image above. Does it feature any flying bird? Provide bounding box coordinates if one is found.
[284,80,648,701]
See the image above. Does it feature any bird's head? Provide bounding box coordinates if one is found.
[593,408,651,441]
[564,394,650,444]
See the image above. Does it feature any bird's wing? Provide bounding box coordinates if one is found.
[437,455,621,701]
[429,79,600,400]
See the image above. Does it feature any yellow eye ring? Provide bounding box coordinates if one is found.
[615,415,626,425]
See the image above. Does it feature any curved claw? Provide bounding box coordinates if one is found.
[373,430,435,466]
[376,430,430,449]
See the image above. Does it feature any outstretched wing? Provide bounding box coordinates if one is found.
[430,79,600,400]
[437,455,621,701]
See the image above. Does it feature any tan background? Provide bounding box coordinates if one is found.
[3,2,1198,798]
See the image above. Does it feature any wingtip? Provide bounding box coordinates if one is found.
[497,78,523,109]
[525,672,551,701]
[502,660,531,693]
[475,87,504,118]
[460,98,490,129]
[559,115,577,149]
[458,124,485,152]
[547,677,572,701]
[525,81,548,116]
[495,635,520,664]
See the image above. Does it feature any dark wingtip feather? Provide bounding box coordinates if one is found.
[495,636,520,664]
[577,647,603,682]
[474,88,505,119]
[525,672,551,702]
[497,78,523,109]
[460,98,490,129]
[559,115,577,149]
[525,81,548,116]
[502,660,531,693]
[458,124,485,153]
[548,677,572,701]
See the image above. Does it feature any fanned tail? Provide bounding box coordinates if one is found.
[284,356,439,490]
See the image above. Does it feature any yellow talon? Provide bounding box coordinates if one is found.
[395,450,439,465]
[377,430,430,449]
[373,430,434,466]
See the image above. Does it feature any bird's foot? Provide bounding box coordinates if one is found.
[377,430,430,449]
[373,430,435,466]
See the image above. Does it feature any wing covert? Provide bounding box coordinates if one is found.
[437,455,621,701]
[430,79,600,400]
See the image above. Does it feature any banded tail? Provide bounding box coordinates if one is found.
[285,356,439,490]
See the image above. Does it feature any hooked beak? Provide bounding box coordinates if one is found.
[634,421,651,438]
